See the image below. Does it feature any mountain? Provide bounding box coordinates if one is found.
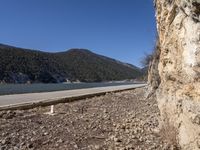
[0,44,143,83]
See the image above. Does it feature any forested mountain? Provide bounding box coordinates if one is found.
[0,44,143,83]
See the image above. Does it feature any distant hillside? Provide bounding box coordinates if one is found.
[0,44,143,83]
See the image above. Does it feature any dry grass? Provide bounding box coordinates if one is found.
[159,116,180,150]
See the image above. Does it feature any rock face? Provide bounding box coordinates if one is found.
[151,0,200,149]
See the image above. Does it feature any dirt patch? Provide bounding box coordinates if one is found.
[0,88,170,150]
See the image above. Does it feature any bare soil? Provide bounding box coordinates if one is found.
[0,88,170,150]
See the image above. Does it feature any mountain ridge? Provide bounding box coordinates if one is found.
[0,43,143,83]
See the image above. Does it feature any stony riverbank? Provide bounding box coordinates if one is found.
[0,88,174,150]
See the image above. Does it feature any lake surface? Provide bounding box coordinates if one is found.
[0,82,141,95]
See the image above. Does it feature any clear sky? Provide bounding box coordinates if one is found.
[0,0,156,67]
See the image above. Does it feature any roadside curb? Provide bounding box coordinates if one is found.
[0,84,146,111]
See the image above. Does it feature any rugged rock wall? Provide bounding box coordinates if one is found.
[151,0,200,149]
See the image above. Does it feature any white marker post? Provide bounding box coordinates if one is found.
[50,105,54,114]
[45,105,55,115]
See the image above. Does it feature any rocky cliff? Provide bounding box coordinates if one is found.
[150,0,200,149]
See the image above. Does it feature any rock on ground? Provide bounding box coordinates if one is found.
[0,88,171,150]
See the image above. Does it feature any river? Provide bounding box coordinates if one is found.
[0,82,143,95]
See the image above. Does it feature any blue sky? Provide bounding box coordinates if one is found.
[0,0,156,67]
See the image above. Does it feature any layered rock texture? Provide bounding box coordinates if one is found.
[151,0,200,149]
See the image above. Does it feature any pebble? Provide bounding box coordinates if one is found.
[114,137,122,143]
[43,132,48,136]
[74,144,78,149]
[13,147,18,150]
[94,145,100,149]
[58,139,63,143]
[1,140,6,145]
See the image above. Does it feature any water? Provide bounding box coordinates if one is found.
[0,82,140,95]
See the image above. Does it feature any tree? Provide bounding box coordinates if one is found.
[141,53,153,68]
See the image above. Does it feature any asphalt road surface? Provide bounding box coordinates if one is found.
[0,84,146,110]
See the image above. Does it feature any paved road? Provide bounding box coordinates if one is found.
[0,84,146,110]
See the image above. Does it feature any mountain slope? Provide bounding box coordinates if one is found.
[0,44,143,83]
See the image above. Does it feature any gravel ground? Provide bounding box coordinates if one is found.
[0,88,171,150]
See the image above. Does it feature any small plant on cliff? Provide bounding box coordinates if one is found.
[141,52,153,68]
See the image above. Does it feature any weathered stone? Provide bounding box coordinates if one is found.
[150,0,200,149]
[192,115,200,125]
[197,139,200,148]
